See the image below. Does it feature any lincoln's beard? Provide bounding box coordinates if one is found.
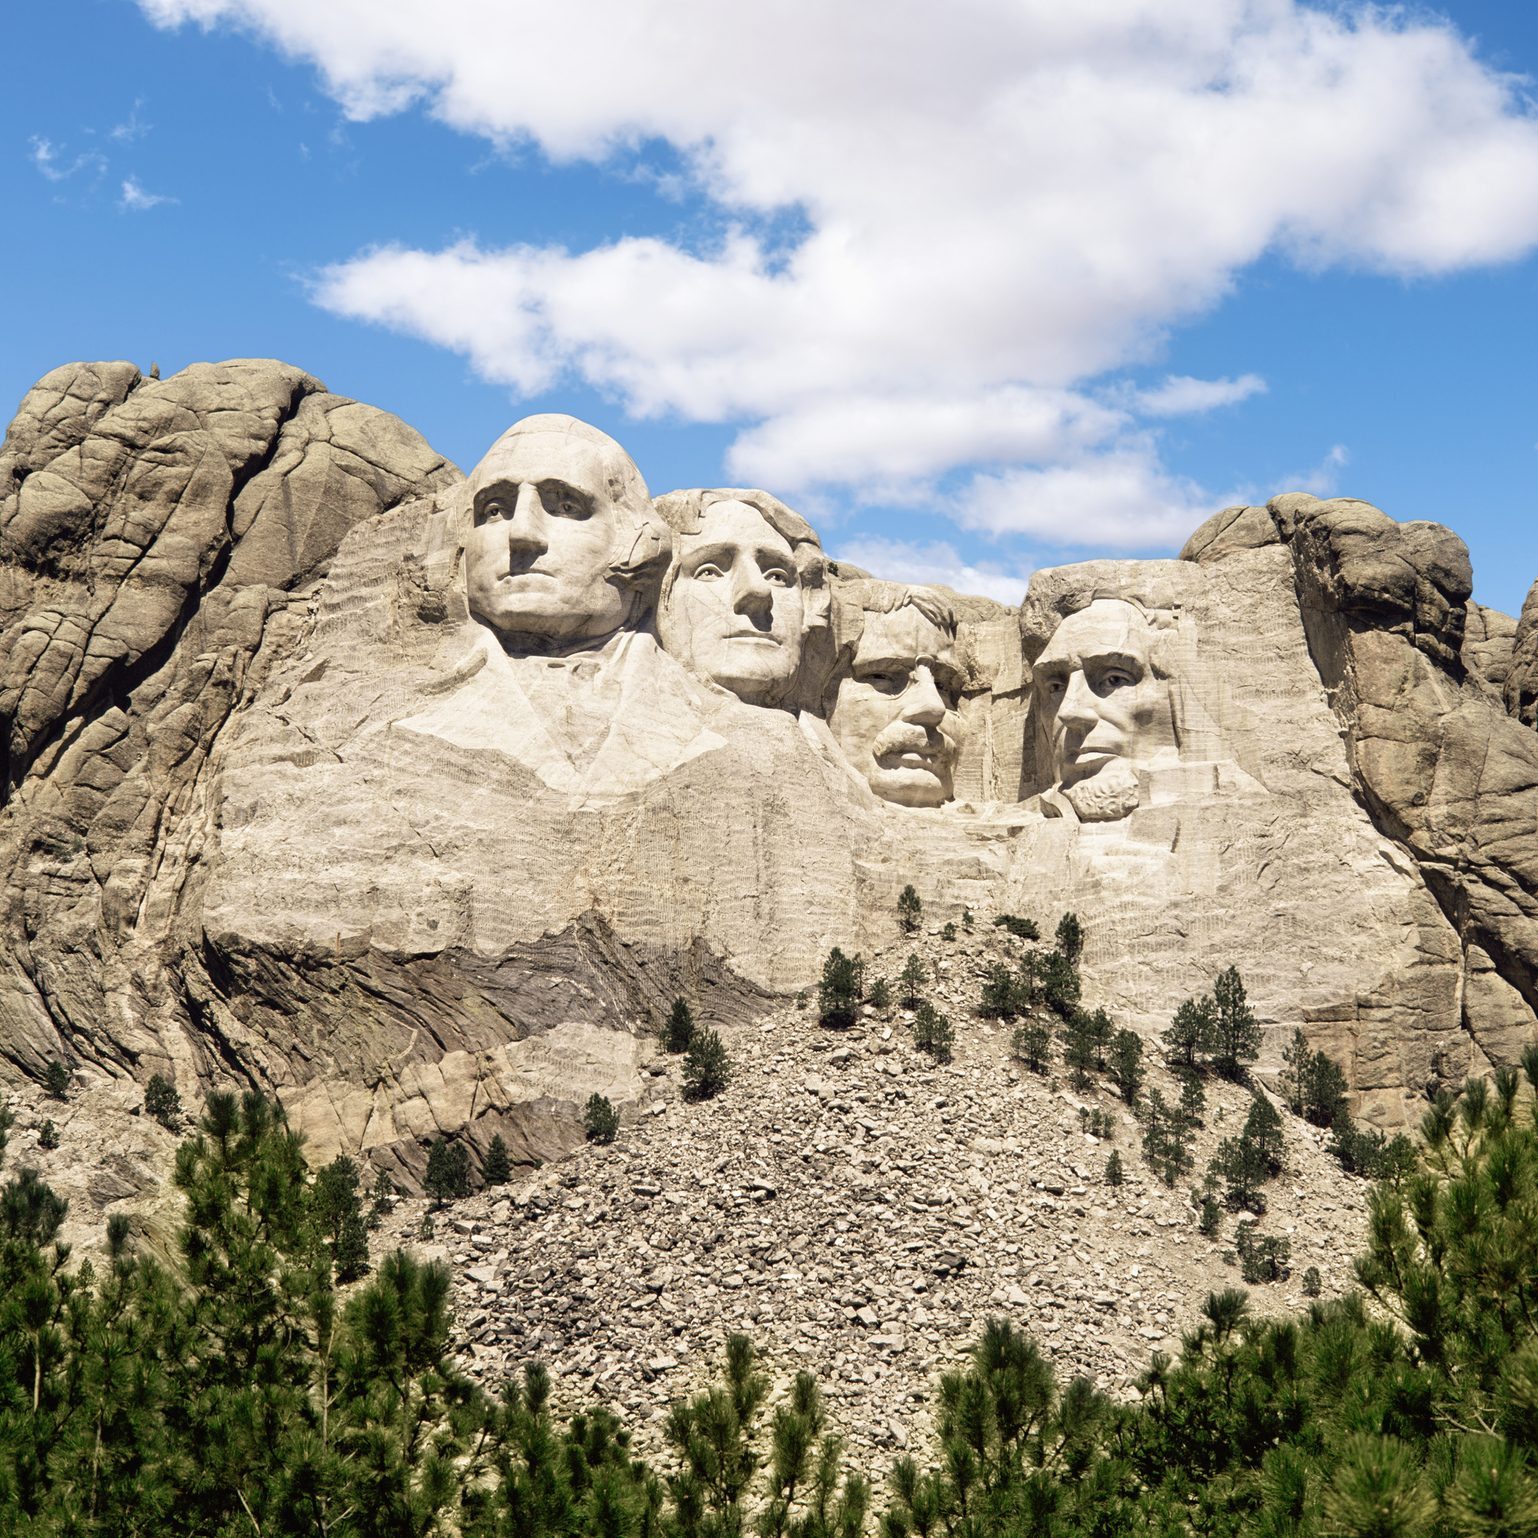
[1062,759,1141,821]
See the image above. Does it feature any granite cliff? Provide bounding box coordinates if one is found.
[0,359,1533,1181]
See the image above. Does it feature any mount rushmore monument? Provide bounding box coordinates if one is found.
[0,358,1534,1178]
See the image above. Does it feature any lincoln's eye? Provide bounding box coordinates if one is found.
[1098,669,1135,693]
[1043,677,1065,697]
[764,567,792,587]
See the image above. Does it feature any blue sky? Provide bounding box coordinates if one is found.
[3,0,1536,614]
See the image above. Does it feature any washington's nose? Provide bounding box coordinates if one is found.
[732,562,773,618]
[505,482,551,554]
[901,665,947,727]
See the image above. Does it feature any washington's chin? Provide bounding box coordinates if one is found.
[470,594,625,642]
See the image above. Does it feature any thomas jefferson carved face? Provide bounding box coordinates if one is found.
[658,499,805,706]
[464,417,660,649]
[1033,599,1177,800]
[830,605,963,807]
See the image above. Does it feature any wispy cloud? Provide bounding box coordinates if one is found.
[1118,374,1268,418]
[119,176,176,211]
[30,136,106,183]
[110,99,151,143]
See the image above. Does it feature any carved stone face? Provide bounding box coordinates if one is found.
[465,426,637,646]
[658,499,805,705]
[830,606,963,807]
[1033,599,1177,796]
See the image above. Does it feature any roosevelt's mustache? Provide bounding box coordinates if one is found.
[873,722,946,761]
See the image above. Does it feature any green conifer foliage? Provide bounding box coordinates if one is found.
[683,1030,730,1102]
[483,1133,512,1185]
[41,1061,70,1103]
[144,1073,182,1131]
[817,949,864,1029]
[1011,1020,1052,1074]
[897,885,923,933]
[1111,1029,1145,1104]
[663,997,697,1054]
[425,1138,473,1206]
[584,1093,619,1144]
[1210,965,1260,1079]
[899,953,927,1008]
[912,1003,954,1064]
[1164,995,1216,1071]
[1055,911,1084,965]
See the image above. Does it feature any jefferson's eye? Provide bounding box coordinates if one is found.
[691,562,726,580]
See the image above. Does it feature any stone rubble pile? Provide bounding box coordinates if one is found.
[381,921,1373,1467]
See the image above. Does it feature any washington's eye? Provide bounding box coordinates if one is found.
[553,494,588,518]
[478,501,505,523]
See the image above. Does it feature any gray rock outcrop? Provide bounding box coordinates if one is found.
[0,360,1533,1179]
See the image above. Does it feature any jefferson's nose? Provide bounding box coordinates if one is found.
[732,561,773,617]
[505,482,551,554]
[901,665,947,727]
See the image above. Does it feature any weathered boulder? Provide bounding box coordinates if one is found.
[1510,578,1538,729]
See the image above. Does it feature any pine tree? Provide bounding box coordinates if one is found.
[913,1002,954,1064]
[1063,1009,1098,1088]
[334,1205,370,1283]
[483,1132,512,1184]
[898,885,923,933]
[979,963,1024,1021]
[1210,965,1259,1080]
[425,1137,472,1206]
[1110,1029,1144,1104]
[144,1072,182,1130]
[993,914,1040,942]
[664,996,697,1054]
[1055,911,1084,965]
[1105,1149,1124,1186]
[683,1029,730,1101]
[1243,1092,1285,1175]
[584,1093,619,1143]
[899,952,927,1008]
[868,975,893,1012]
[1039,951,1081,1017]
[42,1059,70,1102]
[1164,995,1215,1071]
[818,948,864,1029]
[1011,1020,1052,1074]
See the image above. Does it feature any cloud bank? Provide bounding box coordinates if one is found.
[141,0,1538,549]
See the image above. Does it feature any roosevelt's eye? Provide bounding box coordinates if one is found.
[859,669,907,695]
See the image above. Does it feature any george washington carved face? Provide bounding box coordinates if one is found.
[464,415,667,651]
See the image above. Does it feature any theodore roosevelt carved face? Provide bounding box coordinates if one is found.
[828,585,963,808]
[1032,597,1178,818]
[464,414,667,651]
[654,490,827,708]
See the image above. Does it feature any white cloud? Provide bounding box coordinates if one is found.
[141,0,1538,549]
[831,537,1032,608]
[1120,373,1268,418]
[30,136,106,183]
[110,100,151,143]
[119,177,176,211]
[955,447,1224,551]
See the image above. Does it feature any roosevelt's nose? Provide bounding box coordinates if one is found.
[505,482,551,555]
[1057,670,1099,729]
[732,561,774,619]
[901,665,947,727]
